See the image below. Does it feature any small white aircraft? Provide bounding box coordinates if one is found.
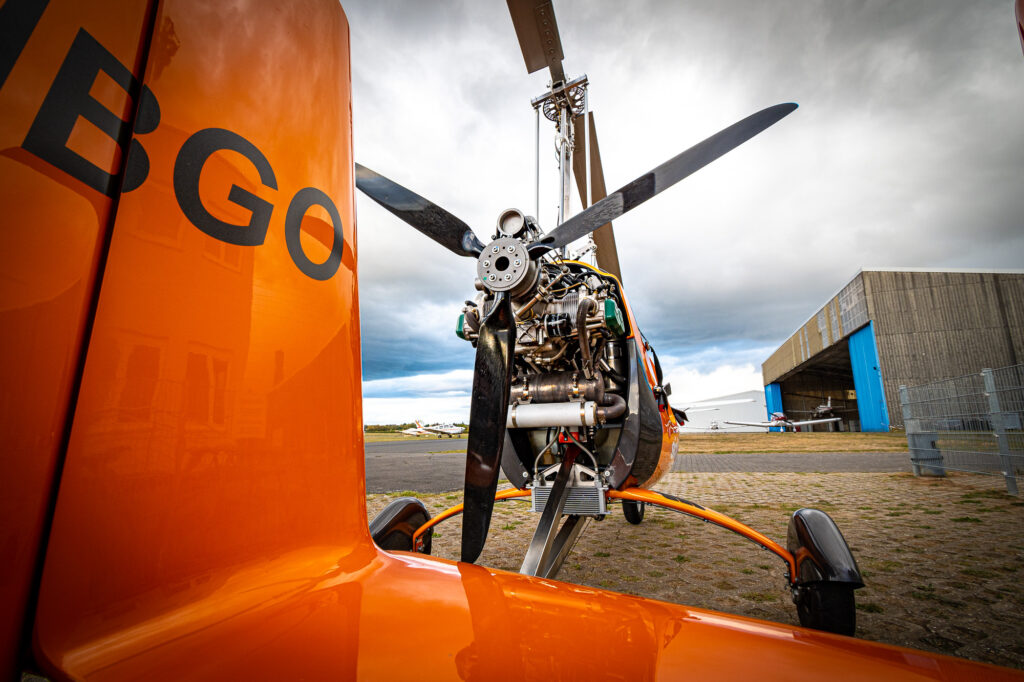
[400,421,465,438]
[725,412,842,432]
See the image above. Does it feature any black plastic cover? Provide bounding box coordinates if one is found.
[787,508,863,587]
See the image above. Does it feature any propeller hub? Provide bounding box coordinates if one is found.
[477,238,536,296]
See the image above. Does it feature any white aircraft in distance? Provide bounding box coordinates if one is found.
[676,397,755,420]
[725,412,842,432]
[400,421,465,438]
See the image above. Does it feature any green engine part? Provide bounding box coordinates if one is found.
[456,313,467,340]
[603,298,626,336]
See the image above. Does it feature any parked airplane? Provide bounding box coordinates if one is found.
[401,421,465,437]
[726,412,842,432]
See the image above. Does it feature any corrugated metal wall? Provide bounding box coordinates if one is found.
[866,270,1024,427]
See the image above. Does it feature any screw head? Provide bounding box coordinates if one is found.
[513,259,522,267]
[488,274,496,281]
[491,246,499,253]
[482,260,490,267]
[504,274,512,281]
[506,245,515,253]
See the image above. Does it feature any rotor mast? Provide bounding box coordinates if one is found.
[531,75,590,258]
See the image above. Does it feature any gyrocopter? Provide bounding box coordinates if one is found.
[363,0,864,635]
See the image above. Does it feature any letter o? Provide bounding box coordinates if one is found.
[284,187,344,281]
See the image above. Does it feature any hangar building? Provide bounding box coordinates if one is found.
[761,268,1024,432]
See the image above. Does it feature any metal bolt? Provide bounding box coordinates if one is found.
[482,260,490,268]
[492,246,499,253]
[506,245,515,252]
[488,274,496,281]
[504,274,512,281]
[522,472,528,478]
[513,259,522,267]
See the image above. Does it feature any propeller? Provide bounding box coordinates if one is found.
[528,102,799,257]
[507,0,565,83]
[355,164,485,258]
[461,292,516,563]
[354,102,798,564]
[571,111,622,281]
[355,163,513,564]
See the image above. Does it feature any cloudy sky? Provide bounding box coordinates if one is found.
[345,0,1024,424]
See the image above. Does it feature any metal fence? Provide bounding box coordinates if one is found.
[899,364,1024,495]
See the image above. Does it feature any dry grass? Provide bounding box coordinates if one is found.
[676,431,908,454]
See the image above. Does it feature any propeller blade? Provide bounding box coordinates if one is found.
[507,0,565,83]
[531,103,799,256]
[461,292,516,563]
[571,112,622,281]
[355,163,485,258]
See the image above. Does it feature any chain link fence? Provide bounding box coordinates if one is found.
[899,364,1024,495]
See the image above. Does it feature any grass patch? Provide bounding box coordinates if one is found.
[594,551,611,558]
[960,568,997,579]
[741,591,779,603]
[951,516,983,523]
[673,555,690,563]
[857,602,884,613]
[675,432,908,454]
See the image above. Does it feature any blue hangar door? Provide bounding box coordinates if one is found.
[848,322,889,432]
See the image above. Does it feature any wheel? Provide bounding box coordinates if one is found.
[795,582,856,636]
[622,500,645,525]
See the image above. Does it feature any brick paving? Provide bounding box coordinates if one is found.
[367,470,1024,670]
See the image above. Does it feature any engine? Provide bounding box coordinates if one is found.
[455,209,638,488]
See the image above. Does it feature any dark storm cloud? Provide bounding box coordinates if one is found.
[345,0,1024,415]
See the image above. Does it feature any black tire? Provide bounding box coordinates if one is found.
[369,497,433,554]
[795,582,856,636]
[622,500,645,525]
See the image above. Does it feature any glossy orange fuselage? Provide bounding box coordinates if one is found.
[1,2,1022,680]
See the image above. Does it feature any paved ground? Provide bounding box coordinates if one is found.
[365,439,465,493]
[365,439,912,492]
[367,471,1024,670]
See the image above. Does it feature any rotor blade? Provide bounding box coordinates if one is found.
[531,103,799,256]
[571,112,622,281]
[462,292,516,564]
[355,163,485,258]
[507,0,565,83]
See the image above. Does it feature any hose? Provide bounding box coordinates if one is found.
[576,297,597,378]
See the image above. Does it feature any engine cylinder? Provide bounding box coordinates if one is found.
[507,401,598,428]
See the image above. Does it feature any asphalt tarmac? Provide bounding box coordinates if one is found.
[364,438,468,493]
[363,438,911,493]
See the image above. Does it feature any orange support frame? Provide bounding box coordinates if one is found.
[412,486,796,581]
[412,488,531,550]
[609,488,796,580]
